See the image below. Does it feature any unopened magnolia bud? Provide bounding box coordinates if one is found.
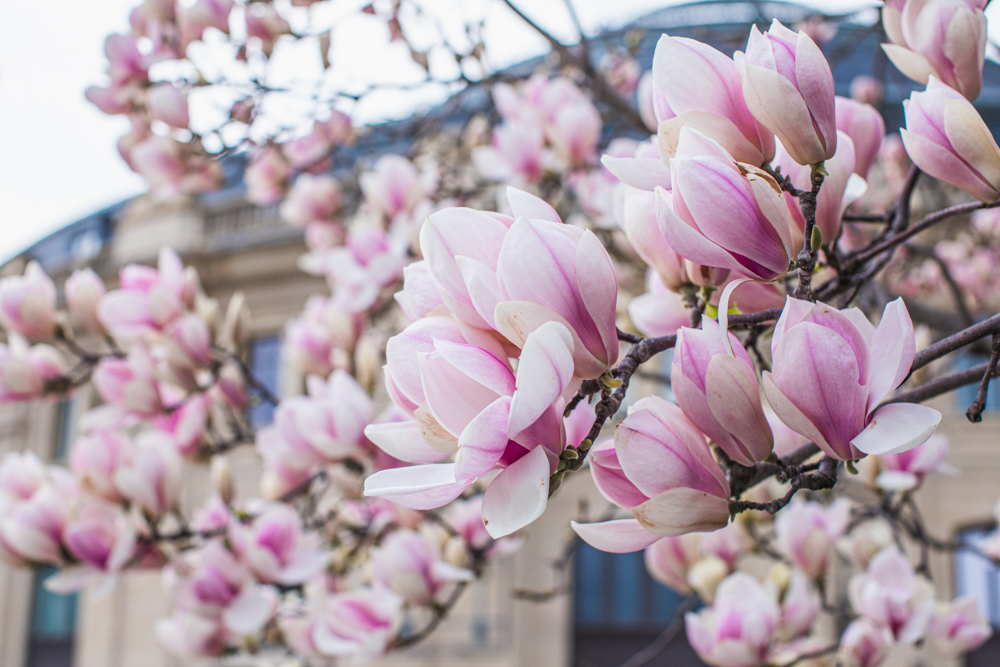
[220,291,251,351]
[195,294,220,332]
[443,535,472,569]
[210,456,234,504]
[687,555,729,603]
[181,266,202,309]
[353,335,381,393]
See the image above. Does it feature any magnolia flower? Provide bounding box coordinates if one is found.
[839,617,895,667]
[157,540,278,657]
[113,430,182,516]
[876,433,950,490]
[98,247,190,340]
[672,317,774,465]
[365,323,575,538]
[764,297,941,461]
[656,128,794,282]
[280,174,342,226]
[0,260,56,341]
[69,430,131,502]
[776,570,822,642]
[882,0,986,100]
[46,500,138,594]
[0,464,77,565]
[742,20,837,165]
[774,132,867,248]
[65,268,106,335]
[0,334,67,403]
[572,396,730,552]
[901,76,1000,203]
[282,112,352,170]
[244,145,290,206]
[849,546,935,643]
[835,96,886,179]
[281,584,402,660]
[652,34,775,165]
[627,270,691,338]
[359,154,437,221]
[146,83,189,128]
[928,596,993,656]
[371,529,474,606]
[228,504,329,585]
[685,572,780,667]
[774,498,851,579]
[643,534,702,594]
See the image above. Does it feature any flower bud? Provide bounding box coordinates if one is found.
[65,268,106,335]
[742,20,837,165]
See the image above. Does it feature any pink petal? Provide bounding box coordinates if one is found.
[454,396,512,484]
[364,421,450,464]
[508,322,575,437]
[506,186,560,222]
[570,518,660,553]
[851,403,942,456]
[481,445,550,538]
[363,464,467,510]
[631,487,731,537]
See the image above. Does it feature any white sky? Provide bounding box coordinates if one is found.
[4,0,996,264]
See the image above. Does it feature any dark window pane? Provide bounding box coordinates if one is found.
[956,354,1000,415]
[54,401,73,462]
[248,335,281,427]
[28,567,77,667]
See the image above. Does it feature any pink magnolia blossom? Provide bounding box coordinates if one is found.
[928,596,993,656]
[775,498,851,579]
[627,270,690,338]
[46,500,138,594]
[0,334,67,403]
[764,297,941,461]
[742,20,837,166]
[152,393,208,456]
[282,112,353,169]
[104,33,148,86]
[163,312,213,370]
[672,317,774,465]
[280,174,342,226]
[837,518,896,570]
[98,247,188,339]
[114,430,183,516]
[849,546,935,643]
[572,396,730,552]
[245,145,290,206]
[228,503,329,585]
[839,617,895,667]
[685,572,780,667]
[256,370,373,478]
[546,98,602,168]
[643,534,702,594]
[418,203,512,330]
[284,294,362,377]
[156,540,278,657]
[876,433,950,490]
[65,268,106,335]
[882,0,986,100]
[774,131,867,248]
[902,77,1000,202]
[656,128,794,282]
[394,261,445,323]
[776,571,821,642]
[129,136,218,199]
[836,96,886,179]
[652,34,775,165]
[0,456,76,565]
[299,226,408,313]
[281,584,402,660]
[93,344,164,416]
[492,213,619,379]
[0,451,46,501]
[371,529,474,606]
[359,154,437,221]
[472,117,547,184]
[600,50,641,96]
[365,323,575,537]
[146,83,190,129]
[444,495,520,557]
[69,430,131,502]
[0,260,56,340]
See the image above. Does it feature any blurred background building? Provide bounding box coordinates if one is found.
[2,2,1000,666]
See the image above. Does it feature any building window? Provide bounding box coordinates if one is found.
[54,400,73,461]
[573,542,700,666]
[248,335,282,428]
[27,567,77,667]
[954,527,1000,665]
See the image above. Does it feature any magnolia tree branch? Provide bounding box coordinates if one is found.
[793,166,826,300]
[966,332,1000,422]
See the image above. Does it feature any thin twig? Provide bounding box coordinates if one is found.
[966,332,1000,422]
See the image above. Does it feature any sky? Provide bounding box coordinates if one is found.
[2,0,994,263]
